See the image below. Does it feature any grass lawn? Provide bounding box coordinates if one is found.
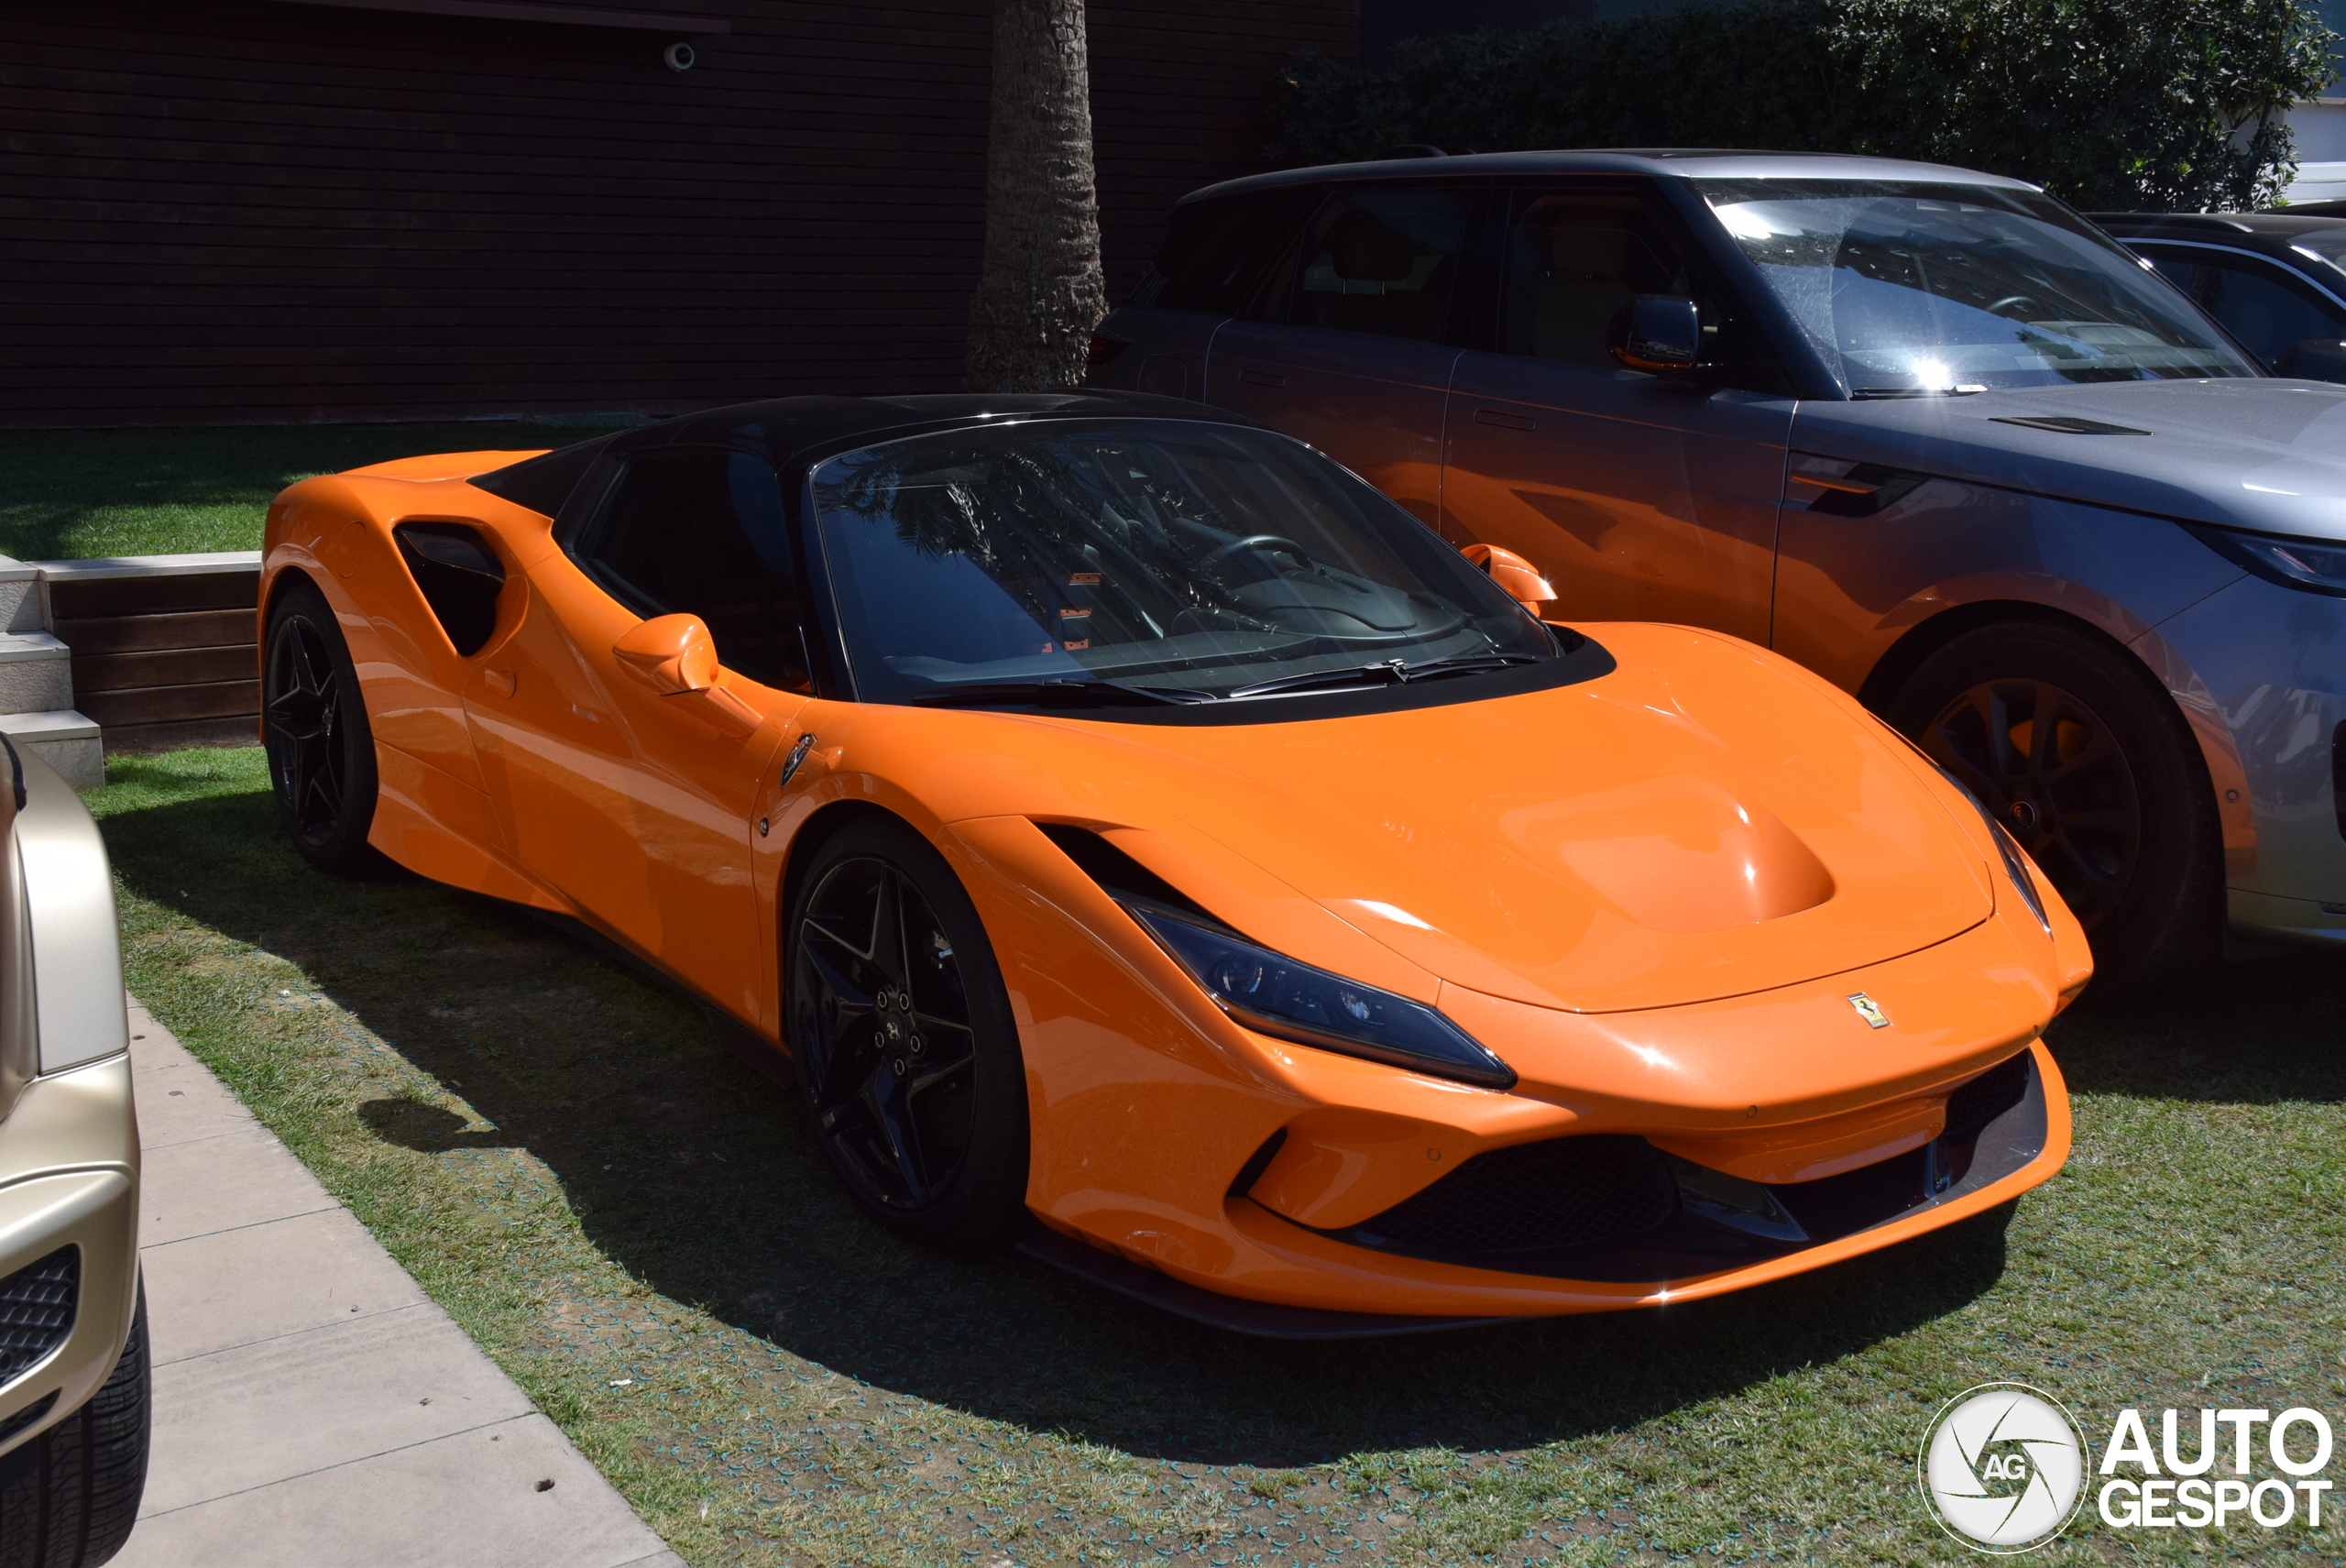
[0,422,607,561]
[92,746,2346,1566]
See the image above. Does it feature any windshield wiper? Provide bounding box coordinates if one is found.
[907,678,1218,709]
[1225,652,1540,700]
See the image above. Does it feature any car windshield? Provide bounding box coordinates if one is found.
[2286,226,2346,284]
[1693,179,2259,395]
[806,420,1555,705]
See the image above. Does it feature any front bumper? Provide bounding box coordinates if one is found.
[1026,1042,2060,1335]
[2146,571,2346,935]
[0,1055,140,1458]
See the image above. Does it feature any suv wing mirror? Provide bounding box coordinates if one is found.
[2275,337,2346,382]
[1608,295,1705,376]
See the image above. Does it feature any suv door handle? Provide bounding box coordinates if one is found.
[1238,369,1286,388]
[1474,409,1537,431]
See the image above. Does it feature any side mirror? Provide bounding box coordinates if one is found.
[2274,337,2346,382]
[612,614,763,737]
[1459,543,1555,607]
[1608,295,1705,376]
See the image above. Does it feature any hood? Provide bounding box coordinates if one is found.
[992,625,1995,1014]
[1792,378,2346,539]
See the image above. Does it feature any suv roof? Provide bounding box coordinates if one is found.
[1187,149,2041,204]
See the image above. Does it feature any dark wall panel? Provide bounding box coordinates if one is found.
[1,0,1354,425]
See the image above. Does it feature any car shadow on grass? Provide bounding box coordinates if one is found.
[107,780,2335,1473]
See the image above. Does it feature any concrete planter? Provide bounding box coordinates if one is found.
[0,553,262,790]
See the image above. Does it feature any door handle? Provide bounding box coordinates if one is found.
[483,667,516,696]
[1474,409,1537,432]
[1238,369,1287,389]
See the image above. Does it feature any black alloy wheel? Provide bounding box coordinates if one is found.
[263,581,385,875]
[784,818,1029,1249]
[1890,620,2220,994]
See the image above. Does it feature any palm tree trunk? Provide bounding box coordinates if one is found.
[965,0,1108,392]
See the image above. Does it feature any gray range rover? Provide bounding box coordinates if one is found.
[1089,150,2346,990]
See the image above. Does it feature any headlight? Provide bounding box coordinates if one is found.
[1123,903,1517,1090]
[1924,762,2052,934]
[2189,525,2346,598]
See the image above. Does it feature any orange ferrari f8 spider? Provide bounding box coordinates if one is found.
[260,392,2089,1335]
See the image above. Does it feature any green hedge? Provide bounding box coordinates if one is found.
[1270,0,2337,211]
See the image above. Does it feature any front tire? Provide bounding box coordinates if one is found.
[784,817,1031,1251]
[0,1287,149,1568]
[1888,620,2220,994]
[263,579,387,875]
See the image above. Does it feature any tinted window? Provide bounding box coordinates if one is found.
[1133,189,1315,313]
[1500,192,1694,367]
[2150,251,2346,368]
[569,447,812,691]
[1277,187,1471,344]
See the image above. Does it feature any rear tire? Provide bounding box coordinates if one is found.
[784,817,1032,1252]
[0,1287,150,1568]
[262,578,389,876]
[1887,620,2220,994]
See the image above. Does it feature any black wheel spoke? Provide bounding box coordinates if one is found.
[855,1057,933,1202]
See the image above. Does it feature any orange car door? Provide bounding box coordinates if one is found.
[466,445,808,1018]
[1439,185,1792,642]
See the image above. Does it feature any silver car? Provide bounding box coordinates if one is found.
[0,740,147,1564]
[1090,150,2346,990]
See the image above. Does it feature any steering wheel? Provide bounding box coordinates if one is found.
[1985,294,2045,321]
[1199,534,1311,579]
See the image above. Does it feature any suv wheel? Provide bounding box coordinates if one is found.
[0,1287,149,1568]
[1888,620,2220,994]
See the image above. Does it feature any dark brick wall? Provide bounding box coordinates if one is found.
[2,0,1355,425]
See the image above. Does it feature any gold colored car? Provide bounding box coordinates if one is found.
[0,741,147,1564]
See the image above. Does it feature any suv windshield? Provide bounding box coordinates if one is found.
[807,420,1555,705]
[1694,179,2258,395]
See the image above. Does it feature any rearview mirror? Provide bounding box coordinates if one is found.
[1608,295,1705,376]
[612,614,763,737]
[1459,543,1555,607]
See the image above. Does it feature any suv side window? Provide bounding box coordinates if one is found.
[1132,188,1317,313]
[1501,192,1694,366]
[1266,186,1473,344]
[569,446,812,691]
[1498,188,1789,393]
[2146,248,2346,368]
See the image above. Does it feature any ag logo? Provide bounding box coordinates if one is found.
[1918,1383,2088,1552]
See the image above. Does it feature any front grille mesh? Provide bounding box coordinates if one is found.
[1353,1135,1677,1254]
[1944,1053,2032,1141]
[0,1248,78,1385]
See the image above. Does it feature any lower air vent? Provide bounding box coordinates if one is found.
[1346,1134,1677,1255]
[0,1391,55,1446]
[1944,1052,2031,1141]
[0,1248,76,1386]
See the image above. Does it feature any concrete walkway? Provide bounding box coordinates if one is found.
[112,998,685,1568]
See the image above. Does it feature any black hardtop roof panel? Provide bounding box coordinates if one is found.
[466,391,1253,517]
